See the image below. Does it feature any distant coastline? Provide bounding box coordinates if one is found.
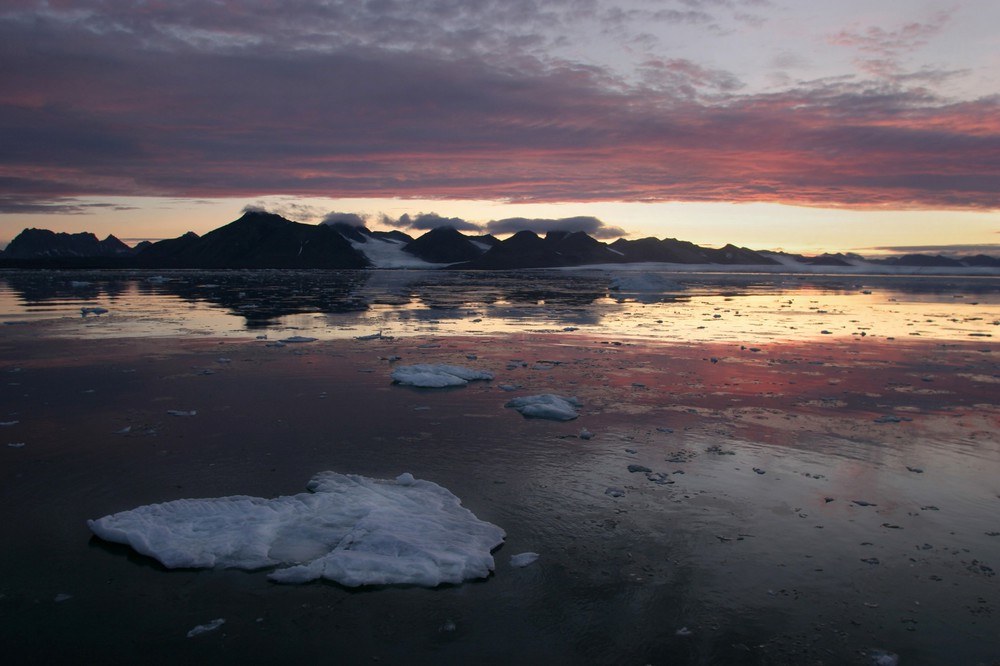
[2,210,998,275]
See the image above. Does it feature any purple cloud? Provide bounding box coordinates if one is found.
[388,213,483,232]
[486,216,626,239]
[0,2,997,214]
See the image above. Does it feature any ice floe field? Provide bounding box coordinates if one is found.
[0,269,998,665]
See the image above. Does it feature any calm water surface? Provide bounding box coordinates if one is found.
[1,268,998,665]
[1,268,997,342]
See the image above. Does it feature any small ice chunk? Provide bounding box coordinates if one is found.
[279,336,317,344]
[54,593,72,603]
[870,649,899,666]
[0,420,19,426]
[628,464,652,473]
[675,627,692,637]
[88,472,506,588]
[605,487,625,498]
[7,442,25,448]
[80,307,108,316]
[167,410,197,417]
[505,394,580,421]
[579,428,593,440]
[186,618,225,638]
[391,364,494,388]
[510,552,539,568]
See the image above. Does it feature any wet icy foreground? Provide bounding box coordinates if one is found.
[1,325,998,664]
[88,472,505,587]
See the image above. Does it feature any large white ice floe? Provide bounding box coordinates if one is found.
[505,394,580,420]
[390,364,494,388]
[88,472,506,587]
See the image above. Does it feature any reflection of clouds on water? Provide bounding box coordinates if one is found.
[0,269,997,341]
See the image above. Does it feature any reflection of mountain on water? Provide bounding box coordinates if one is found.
[5,273,131,306]
[151,271,372,328]
[1,270,374,328]
[4,269,995,335]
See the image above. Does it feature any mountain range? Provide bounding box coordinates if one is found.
[2,210,998,272]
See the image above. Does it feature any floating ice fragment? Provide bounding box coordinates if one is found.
[510,552,539,568]
[675,627,692,637]
[7,442,25,448]
[869,648,899,666]
[504,394,579,421]
[186,618,225,638]
[579,428,593,440]
[628,464,652,473]
[54,593,72,603]
[88,471,506,588]
[391,364,494,388]
[279,336,317,344]
[0,420,18,426]
[80,307,108,316]
[167,410,197,417]
[873,415,911,423]
[605,487,625,498]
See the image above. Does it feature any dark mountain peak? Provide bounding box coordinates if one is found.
[456,229,622,269]
[234,210,290,226]
[325,221,373,243]
[403,226,487,264]
[510,229,541,242]
[963,254,1000,267]
[134,212,369,268]
[877,253,965,267]
[4,227,131,258]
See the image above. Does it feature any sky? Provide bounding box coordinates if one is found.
[1,0,998,255]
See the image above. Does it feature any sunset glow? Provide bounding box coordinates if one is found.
[1,1,997,253]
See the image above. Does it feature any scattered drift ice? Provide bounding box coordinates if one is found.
[391,364,494,388]
[88,472,506,587]
[505,394,580,421]
[510,552,539,568]
[187,618,225,638]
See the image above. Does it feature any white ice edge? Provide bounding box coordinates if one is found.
[88,471,506,588]
[391,364,494,388]
[505,394,580,421]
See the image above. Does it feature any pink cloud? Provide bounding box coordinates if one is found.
[0,6,997,213]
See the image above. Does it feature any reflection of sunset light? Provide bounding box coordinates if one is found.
[1,272,995,343]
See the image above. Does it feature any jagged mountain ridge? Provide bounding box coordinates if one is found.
[2,212,998,271]
[4,228,131,259]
